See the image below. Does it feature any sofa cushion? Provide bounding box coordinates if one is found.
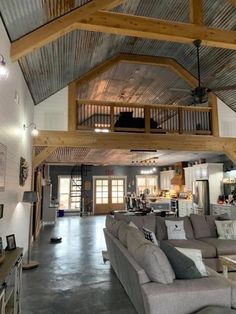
[200,237,236,256]
[160,242,207,279]
[127,229,175,284]
[118,222,129,247]
[205,215,217,238]
[114,213,156,234]
[105,215,126,238]
[162,239,217,258]
[215,220,236,240]
[156,216,194,241]
[190,214,212,239]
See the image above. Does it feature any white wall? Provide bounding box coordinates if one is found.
[0,18,34,253]
[217,98,236,137]
[34,87,68,130]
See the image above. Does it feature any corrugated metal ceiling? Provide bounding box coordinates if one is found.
[0,0,235,109]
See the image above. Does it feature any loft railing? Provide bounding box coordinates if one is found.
[77,100,212,135]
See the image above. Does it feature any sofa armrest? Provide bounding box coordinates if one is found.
[206,266,236,309]
[141,270,232,314]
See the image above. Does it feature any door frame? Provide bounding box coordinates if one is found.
[92,175,127,214]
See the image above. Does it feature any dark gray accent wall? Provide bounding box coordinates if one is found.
[49,165,159,202]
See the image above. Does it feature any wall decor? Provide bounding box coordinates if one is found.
[6,234,16,251]
[84,180,91,191]
[0,204,3,218]
[19,157,29,186]
[0,143,7,192]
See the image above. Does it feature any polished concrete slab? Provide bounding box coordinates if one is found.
[22,216,137,314]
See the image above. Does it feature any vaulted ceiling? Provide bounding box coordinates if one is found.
[0,0,236,110]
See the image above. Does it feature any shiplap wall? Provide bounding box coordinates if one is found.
[34,87,68,130]
[0,18,34,252]
[218,98,236,137]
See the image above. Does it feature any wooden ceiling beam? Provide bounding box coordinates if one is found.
[11,7,236,61]
[32,146,58,169]
[76,11,236,51]
[10,0,123,61]
[189,0,203,25]
[32,130,236,153]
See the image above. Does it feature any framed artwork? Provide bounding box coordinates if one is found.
[0,144,7,192]
[19,157,29,186]
[0,204,3,219]
[84,180,91,191]
[6,234,16,250]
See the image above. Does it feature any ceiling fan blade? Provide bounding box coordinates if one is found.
[210,84,236,92]
[170,88,191,93]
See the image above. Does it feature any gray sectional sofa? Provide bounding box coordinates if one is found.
[114,212,236,272]
[104,214,236,314]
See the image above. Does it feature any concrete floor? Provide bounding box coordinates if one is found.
[22,216,137,314]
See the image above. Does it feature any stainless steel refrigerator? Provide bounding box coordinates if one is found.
[192,180,209,215]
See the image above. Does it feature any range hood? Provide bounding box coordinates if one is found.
[171,162,188,186]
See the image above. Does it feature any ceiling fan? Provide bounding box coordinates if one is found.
[170,39,236,105]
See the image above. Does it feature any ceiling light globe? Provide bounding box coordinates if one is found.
[0,61,9,80]
[31,128,39,137]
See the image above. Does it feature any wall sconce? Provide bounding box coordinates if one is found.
[23,123,39,137]
[0,54,9,80]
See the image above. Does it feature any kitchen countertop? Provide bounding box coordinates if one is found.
[211,203,236,207]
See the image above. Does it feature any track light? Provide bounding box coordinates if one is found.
[23,123,39,137]
[0,54,9,80]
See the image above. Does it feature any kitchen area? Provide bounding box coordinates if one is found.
[132,161,236,219]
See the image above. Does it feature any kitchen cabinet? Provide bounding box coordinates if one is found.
[160,170,175,190]
[192,163,223,204]
[0,248,23,314]
[193,163,223,181]
[178,199,193,217]
[184,167,194,191]
[210,204,236,219]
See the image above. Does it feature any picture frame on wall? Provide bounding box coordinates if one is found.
[6,234,16,251]
[0,143,7,192]
[0,204,3,219]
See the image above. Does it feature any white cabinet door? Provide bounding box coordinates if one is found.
[178,200,187,217]
[193,165,208,180]
[184,167,194,191]
[160,171,174,190]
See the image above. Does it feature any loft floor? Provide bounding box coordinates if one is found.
[22,216,136,314]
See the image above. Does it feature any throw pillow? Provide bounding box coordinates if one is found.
[165,220,186,240]
[127,231,175,284]
[175,247,208,277]
[129,221,138,229]
[142,227,158,245]
[160,242,207,279]
[215,220,236,240]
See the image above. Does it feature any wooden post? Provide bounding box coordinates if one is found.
[110,105,114,132]
[178,107,183,134]
[189,0,203,25]
[209,92,219,137]
[145,107,150,133]
[68,81,77,131]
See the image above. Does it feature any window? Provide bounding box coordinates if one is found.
[95,179,108,204]
[111,179,124,204]
[136,175,158,196]
[58,176,81,210]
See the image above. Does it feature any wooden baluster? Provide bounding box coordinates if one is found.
[145,107,150,133]
[178,107,183,134]
[110,105,114,132]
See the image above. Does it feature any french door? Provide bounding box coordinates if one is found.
[93,176,126,214]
